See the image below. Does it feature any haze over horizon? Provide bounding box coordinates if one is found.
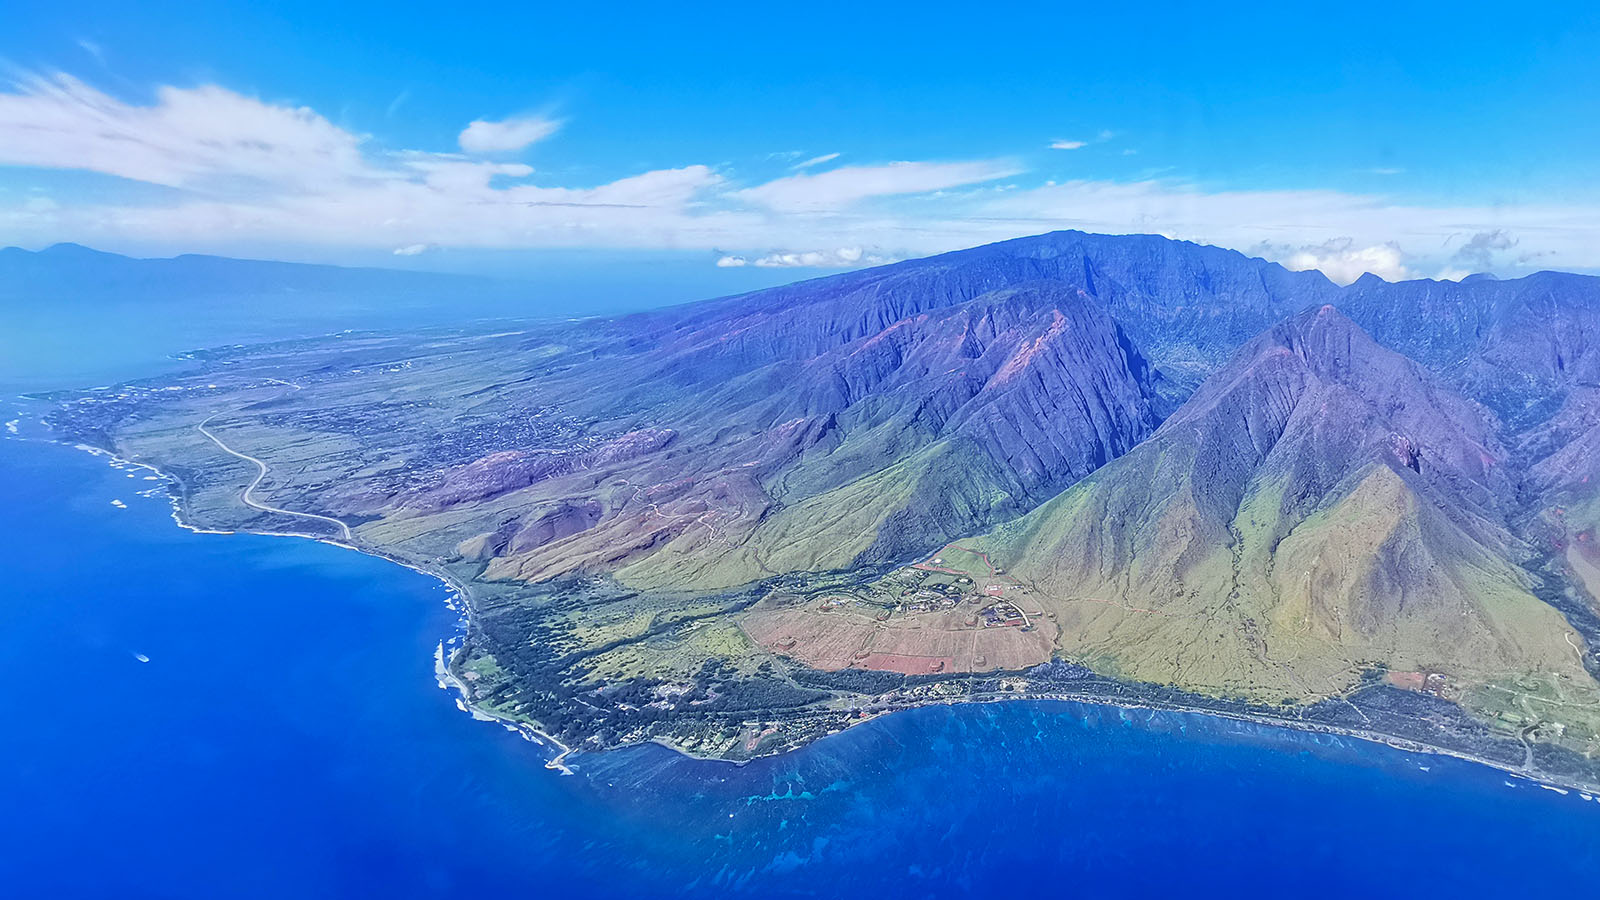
[3,0,1599,304]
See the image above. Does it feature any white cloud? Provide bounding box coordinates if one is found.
[715,255,747,267]
[745,247,894,268]
[0,73,374,191]
[0,72,752,250]
[1274,239,1411,285]
[1050,131,1115,151]
[2,70,1599,283]
[791,152,840,170]
[392,243,432,256]
[732,160,1022,212]
[458,114,560,154]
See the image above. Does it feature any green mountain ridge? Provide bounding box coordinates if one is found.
[973,307,1593,709]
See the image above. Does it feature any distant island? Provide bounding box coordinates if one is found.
[37,231,1600,790]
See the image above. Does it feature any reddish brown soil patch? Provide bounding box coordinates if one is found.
[1385,670,1425,691]
[858,653,957,674]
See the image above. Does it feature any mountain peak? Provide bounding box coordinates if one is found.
[40,242,117,258]
[1160,304,1504,502]
[1286,301,1364,342]
[1295,302,1357,331]
[1220,303,1378,387]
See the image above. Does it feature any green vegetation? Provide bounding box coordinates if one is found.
[1464,674,1600,756]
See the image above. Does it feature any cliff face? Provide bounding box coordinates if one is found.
[1338,270,1600,426]
[974,307,1588,697]
[454,282,1162,589]
[763,284,1158,506]
[629,231,1340,407]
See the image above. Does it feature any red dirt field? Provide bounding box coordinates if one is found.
[1385,670,1426,691]
[858,653,956,675]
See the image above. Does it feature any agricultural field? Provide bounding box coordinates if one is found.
[742,551,1055,675]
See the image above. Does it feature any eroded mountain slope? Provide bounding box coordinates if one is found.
[439,282,1162,590]
[971,307,1593,702]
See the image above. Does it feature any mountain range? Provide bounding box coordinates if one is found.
[0,242,494,301]
[434,232,1600,600]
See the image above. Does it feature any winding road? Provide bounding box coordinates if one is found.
[197,413,354,544]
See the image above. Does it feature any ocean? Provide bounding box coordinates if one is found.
[2,322,1598,898]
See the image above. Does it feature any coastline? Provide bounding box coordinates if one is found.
[34,429,1600,799]
[42,430,585,775]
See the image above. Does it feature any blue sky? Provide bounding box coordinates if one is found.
[2,0,1598,296]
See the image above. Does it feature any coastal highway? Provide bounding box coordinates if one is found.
[196,413,354,544]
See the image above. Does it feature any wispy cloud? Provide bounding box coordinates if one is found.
[791,152,840,170]
[1051,129,1121,151]
[385,89,411,118]
[0,72,374,191]
[458,114,561,154]
[732,160,1022,212]
[1450,229,1516,270]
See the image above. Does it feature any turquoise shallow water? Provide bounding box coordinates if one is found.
[2,427,1598,896]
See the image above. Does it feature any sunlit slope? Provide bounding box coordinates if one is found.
[977,306,1593,698]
